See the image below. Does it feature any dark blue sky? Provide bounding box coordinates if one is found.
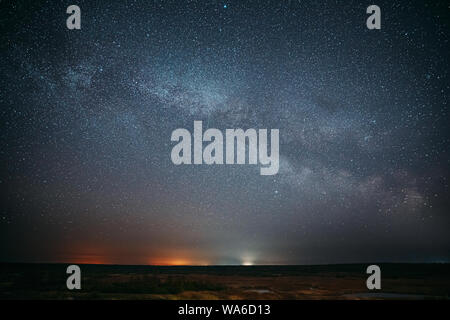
[0,0,449,265]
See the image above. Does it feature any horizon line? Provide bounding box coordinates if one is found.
[1,261,448,267]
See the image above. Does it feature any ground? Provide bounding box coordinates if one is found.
[0,263,449,300]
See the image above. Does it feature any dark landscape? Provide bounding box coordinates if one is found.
[1,263,449,300]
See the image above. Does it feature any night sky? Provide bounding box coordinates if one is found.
[1,0,449,265]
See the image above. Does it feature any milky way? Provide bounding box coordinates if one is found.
[0,0,449,265]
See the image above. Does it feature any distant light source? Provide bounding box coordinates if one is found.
[242,261,253,266]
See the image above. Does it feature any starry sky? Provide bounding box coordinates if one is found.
[0,0,449,265]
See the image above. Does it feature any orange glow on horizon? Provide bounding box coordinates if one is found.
[56,245,211,266]
[150,259,190,266]
[147,256,211,266]
[54,254,212,266]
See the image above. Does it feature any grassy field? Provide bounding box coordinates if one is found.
[0,263,449,300]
